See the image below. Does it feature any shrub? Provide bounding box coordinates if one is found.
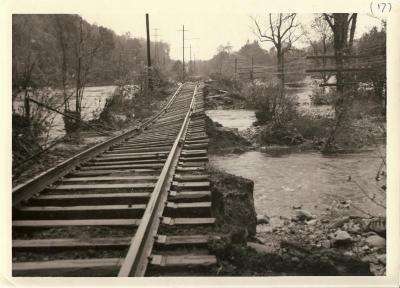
[241,82,297,126]
[310,87,335,106]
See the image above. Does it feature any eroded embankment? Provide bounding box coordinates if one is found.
[205,116,380,276]
[205,115,252,155]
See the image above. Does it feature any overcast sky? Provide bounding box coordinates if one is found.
[81,13,383,61]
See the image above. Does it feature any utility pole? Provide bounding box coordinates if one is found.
[250,56,254,82]
[189,44,192,75]
[193,53,196,75]
[178,25,189,81]
[234,58,237,81]
[145,13,152,90]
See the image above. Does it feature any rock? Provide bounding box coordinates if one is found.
[344,251,353,257]
[232,147,245,154]
[294,209,313,221]
[257,214,270,225]
[321,240,331,249]
[256,224,273,233]
[247,242,278,254]
[292,204,302,209]
[362,254,379,265]
[377,254,386,265]
[306,219,317,225]
[330,216,350,228]
[291,257,300,263]
[332,230,352,246]
[365,235,386,249]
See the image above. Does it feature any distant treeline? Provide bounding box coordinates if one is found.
[12,14,173,92]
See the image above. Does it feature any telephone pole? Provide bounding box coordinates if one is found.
[234,58,237,81]
[250,56,254,82]
[145,13,152,90]
[178,25,189,80]
[189,44,192,75]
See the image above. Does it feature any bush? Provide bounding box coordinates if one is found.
[259,112,333,146]
[292,114,333,140]
[241,82,297,126]
[260,122,304,145]
[310,87,335,106]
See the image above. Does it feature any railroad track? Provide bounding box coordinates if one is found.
[12,82,218,277]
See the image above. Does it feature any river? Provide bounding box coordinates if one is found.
[13,86,116,141]
[208,90,385,219]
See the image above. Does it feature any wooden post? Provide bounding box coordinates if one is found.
[250,56,254,81]
[182,25,185,80]
[234,58,237,81]
[145,14,152,90]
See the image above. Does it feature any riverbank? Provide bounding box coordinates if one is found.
[207,162,384,276]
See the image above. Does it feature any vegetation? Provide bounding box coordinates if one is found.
[12,14,174,169]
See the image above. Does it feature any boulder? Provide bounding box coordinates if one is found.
[321,240,331,249]
[332,230,352,246]
[306,219,317,225]
[294,209,314,221]
[247,241,278,254]
[377,254,386,265]
[365,235,386,249]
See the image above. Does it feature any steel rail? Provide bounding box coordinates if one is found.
[12,84,184,207]
[118,84,198,277]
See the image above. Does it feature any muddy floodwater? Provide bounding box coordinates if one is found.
[206,110,256,131]
[208,107,386,219]
[211,150,385,218]
[13,86,116,141]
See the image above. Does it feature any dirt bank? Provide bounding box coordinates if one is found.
[206,115,251,155]
[209,167,257,238]
[204,83,249,110]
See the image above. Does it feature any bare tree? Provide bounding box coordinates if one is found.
[306,15,334,85]
[252,13,302,92]
[216,43,233,75]
[53,16,114,132]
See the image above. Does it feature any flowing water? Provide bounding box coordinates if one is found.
[206,110,256,131]
[14,86,116,141]
[211,150,385,218]
[207,92,385,218]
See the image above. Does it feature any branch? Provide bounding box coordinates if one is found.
[323,13,334,30]
[251,16,276,44]
[281,13,297,38]
[269,13,276,44]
